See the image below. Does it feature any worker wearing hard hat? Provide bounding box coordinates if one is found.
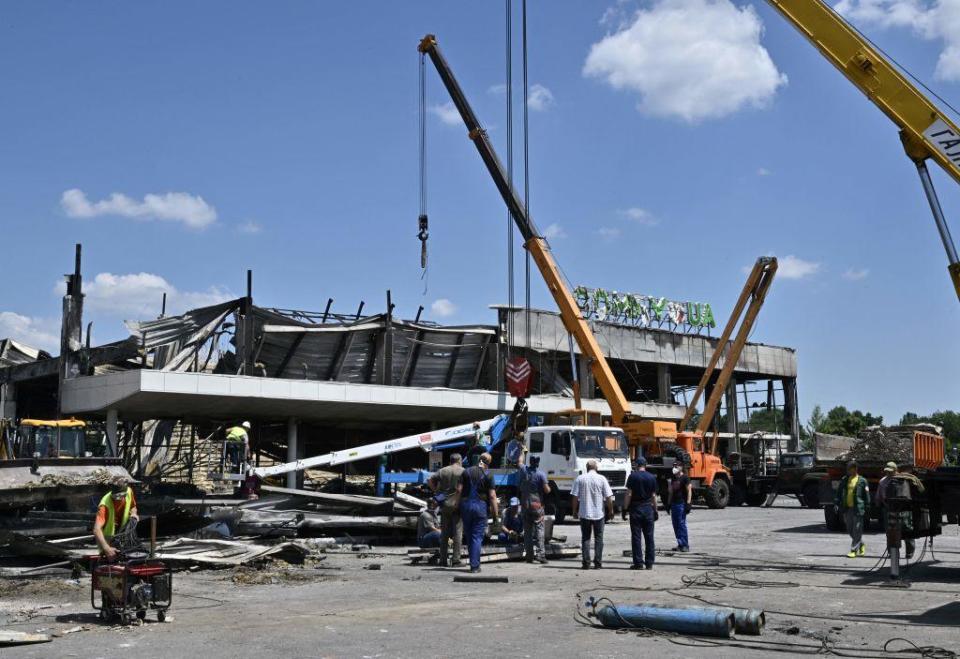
[498,497,523,544]
[224,421,251,473]
[93,482,139,560]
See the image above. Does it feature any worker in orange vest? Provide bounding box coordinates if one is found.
[93,482,139,560]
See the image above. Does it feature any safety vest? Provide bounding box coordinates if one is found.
[98,488,133,540]
[226,426,247,443]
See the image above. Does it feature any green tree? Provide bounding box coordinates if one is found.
[818,406,883,437]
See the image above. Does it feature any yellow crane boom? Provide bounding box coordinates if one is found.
[766,0,960,300]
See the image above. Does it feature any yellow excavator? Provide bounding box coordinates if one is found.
[766,0,960,302]
[419,36,776,509]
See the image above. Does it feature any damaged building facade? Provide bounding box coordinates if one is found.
[0,247,799,493]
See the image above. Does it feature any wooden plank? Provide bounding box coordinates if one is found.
[0,631,51,646]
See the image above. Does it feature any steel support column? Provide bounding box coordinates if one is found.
[286,418,298,490]
[106,408,119,457]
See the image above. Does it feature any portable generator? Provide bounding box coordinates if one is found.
[90,518,172,624]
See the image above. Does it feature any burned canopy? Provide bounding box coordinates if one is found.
[247,307,496,389]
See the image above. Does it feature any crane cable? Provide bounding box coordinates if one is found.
[417,51,429,285]
[506,0,515,358]
[522,0,532,350]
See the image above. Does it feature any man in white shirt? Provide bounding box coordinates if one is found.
[571,460,614,569]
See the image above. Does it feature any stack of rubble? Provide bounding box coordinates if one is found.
[844,424,942,467]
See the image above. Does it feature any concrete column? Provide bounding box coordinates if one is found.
[106,408,118,457]
[656,364,672,404]
[286,418,298,489]
[578,355,594,400]
[0,383,15,421]
[783,378,800,451]
[725,381,739,457]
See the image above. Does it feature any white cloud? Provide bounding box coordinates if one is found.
[62,272,233,319]
[757,167,772,176]
[488,83,554,111]
[428,102,462,126]
[842,267,870,281]
[0,312,60,352]
[237,220,262,235]
[584,0,787,122]
[597,226,622,240]
[778,255,821,279]
[835,0,960,81]
[542,223,568,239]
[619,207,659,226]
[431,298,457,318]
[527,84,555,111]
[61,188,217,229]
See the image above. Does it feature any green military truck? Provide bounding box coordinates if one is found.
[773,433,855,509]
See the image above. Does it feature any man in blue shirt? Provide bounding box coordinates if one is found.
[457,452,499,573]
[622,456,658,570]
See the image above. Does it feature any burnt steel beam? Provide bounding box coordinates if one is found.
[472,335,490,389]
[402,330,424,386]
[0,337,140,384]
[274,331,307,378]
[327,333,355,381]
[444,334,465,388]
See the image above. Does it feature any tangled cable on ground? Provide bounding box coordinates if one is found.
[572,568,957,659]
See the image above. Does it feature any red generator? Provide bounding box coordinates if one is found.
[91,557,172,625]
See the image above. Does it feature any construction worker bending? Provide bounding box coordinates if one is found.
[835,460,870,558]
[94,482,139,560]
[429,452,464,567]
[417,497,442,549]
[498,497,523,544]
[518,455,550,563]
[457,452,498,573]
[224,421,251,473]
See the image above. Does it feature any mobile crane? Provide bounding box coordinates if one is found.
[419,35,775,509]
[765,0,960,303]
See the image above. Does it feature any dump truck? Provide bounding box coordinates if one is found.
[818,426,945,531]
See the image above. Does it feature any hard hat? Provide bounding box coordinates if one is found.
[241,421,251,430]
[509,497,520,506]
[884,461,897,473]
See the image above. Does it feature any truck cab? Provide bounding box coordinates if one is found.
[524,425,631,523]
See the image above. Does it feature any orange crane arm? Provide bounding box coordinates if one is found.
[418,34,634,426]
[766,0,960,301]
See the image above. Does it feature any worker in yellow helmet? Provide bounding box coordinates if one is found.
[93,482,138,560]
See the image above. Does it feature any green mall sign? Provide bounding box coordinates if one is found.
[573,286,716,331]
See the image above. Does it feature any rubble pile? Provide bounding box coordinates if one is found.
[844,425,941,467]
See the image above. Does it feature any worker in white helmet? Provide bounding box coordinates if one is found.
[224,421,251,473]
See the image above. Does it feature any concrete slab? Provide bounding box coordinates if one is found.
[60,371,685,424]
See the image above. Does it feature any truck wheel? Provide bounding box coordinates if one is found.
[745,491,767,507]
[823,505,846,532]
[802,483,821,509]
[705,479,730,509]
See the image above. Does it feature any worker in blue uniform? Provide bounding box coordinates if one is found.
[457,452,499,573]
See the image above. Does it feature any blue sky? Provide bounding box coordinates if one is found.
[1,0,958,424]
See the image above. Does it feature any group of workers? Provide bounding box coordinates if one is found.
[834,459,922,560]
[419,448,694,573]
